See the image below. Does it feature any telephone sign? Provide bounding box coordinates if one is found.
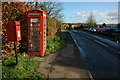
[26,9,46,56]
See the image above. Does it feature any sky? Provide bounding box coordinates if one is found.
[62,2,118,24]
[2,1,118,24]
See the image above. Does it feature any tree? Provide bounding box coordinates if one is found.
[102,23,106,28]
[117,23,120,28]
[35,2,39,9]
[37,2,63,19]
[86,12,97,28]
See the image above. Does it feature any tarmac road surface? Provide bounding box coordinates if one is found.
[69,30,120,79]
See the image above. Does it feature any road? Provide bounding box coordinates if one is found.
[69,30,120,79]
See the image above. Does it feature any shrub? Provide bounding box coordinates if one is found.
[46,31,67,55]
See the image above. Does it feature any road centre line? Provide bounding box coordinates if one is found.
[86,36,93,39]
[94,40,108,47]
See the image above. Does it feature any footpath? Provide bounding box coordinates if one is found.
[32,32,91,80]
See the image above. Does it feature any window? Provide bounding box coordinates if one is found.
[30,18,39,22]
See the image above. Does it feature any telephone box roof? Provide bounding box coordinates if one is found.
[26,9,46,14]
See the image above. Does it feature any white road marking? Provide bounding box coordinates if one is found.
[117,41,119,43]
[69,31,94,80]
[94,40,108,47]
[86,36,92,39]
[88,71,94,80]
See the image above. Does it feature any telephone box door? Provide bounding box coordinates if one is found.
[28,18,41,56]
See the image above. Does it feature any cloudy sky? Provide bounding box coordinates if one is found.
[62,2,118,24]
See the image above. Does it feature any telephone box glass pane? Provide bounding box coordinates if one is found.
[28,18,40,51]
[28,13,40,15]
[30,19,39,22]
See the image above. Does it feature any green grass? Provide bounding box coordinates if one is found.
[2,53,44,79]
[2,30,68,79]
[46,30,68,54]
[61,29,67,32]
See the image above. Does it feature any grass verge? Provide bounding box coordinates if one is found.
[2,53,44,79]
[46,30,68,55]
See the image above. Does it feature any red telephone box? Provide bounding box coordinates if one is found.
[6,21,21,41]
[26,9,46,56]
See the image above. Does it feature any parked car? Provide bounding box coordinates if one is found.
[92,28,97,32]
[85,28,94,32]
[96,28,104,32]
[72,29,78,33]
[99,28,114,33]
[112,28,120,33]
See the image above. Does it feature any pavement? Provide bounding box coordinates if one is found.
[32,32,91,80]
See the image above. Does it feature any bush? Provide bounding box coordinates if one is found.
[46,31,67,54]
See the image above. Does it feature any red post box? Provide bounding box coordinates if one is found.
[6,21,21,41]
[26,9,46,56]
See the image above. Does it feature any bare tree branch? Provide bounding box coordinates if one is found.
[37,2,63,19]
